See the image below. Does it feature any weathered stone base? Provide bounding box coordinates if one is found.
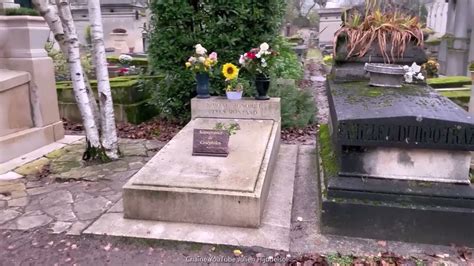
[85,145,297,251]
[0,121,64,163]
[321,176,474,247]
[340,147,471,184]
[123,118,281,228]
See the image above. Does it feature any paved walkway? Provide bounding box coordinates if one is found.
[0,138,165,235]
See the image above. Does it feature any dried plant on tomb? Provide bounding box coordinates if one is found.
[334,0,424,63]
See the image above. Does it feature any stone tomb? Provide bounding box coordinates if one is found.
[123,97,280,228]
[321,80,474,246]
[327,80,474,184]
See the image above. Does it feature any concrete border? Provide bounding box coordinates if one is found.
[84,144,298,251]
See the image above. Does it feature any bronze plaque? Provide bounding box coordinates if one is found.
[192,129,229,157]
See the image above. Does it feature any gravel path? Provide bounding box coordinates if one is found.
[305,60,330,125]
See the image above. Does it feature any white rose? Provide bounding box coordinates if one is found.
[239,55,245,65]
[262,62,267,68]
[411,62,421,73]
[256,52,261,58]
[416,73,425,80]
[188,56,196,62]
[261,58,266,63]
[404,73,413,83]
[198,56,205,63]
[195,44,207,55]
[260,42,269,51]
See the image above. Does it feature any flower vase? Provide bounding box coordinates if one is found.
[226,91,243,100]
[255,74,270,100]
[196,73,210,99]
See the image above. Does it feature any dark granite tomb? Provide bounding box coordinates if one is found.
[320,78,474,246]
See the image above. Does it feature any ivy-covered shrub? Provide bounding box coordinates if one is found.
[271,36,304,80]
[269,81,316,128]
[148,0,286,122]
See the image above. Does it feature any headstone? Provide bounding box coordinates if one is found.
[327,80,474,184]
[123,97,281,228]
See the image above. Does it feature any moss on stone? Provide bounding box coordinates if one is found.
[319,124,338,181]
[427,76,472,88]
[45,148,68,159]
[14,158,50,176]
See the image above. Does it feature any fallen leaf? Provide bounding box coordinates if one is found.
[296,217,303,222]
[233,249,242,257]
[71,244,78,250]
[210,247,216,252]
[103,243,112,251]
[48,241,54,246]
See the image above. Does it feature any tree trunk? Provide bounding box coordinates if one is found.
[55,0,104,160]
[33,0,101,134]
[88,0,120,159]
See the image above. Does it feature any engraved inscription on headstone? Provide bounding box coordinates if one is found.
[337,122,474,148]
[192,129,229,157]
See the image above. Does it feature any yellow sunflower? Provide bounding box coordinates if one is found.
[222,63,239,80]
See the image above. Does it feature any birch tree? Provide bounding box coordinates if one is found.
[32,0,101,129]
[88,0,119,159]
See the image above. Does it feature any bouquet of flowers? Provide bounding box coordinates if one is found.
[222,63,242,92]
[118,54,133,66]
[238,42,277,78]
[422,58,440,78]
[403,62,425,83]
[185,44,218,73]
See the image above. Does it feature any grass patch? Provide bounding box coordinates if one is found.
[427,76,472,88]
[439,90,470,102]
[4,7,40,16]
[319,124,338,182]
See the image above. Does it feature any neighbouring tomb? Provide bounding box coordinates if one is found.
[321,75,474,246]
[0,16,64,164]
[123,97,281,228]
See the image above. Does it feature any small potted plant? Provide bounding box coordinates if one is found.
[185,44,218,99]
[222,63,243,100]
[239,42,277,100]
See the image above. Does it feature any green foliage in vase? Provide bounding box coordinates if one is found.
[147,0,286,123]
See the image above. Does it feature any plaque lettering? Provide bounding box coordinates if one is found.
[192,129,229,157]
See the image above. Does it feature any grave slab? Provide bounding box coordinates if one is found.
[85,145,297,251]
[123,117,281,228]
[327,80,474,184]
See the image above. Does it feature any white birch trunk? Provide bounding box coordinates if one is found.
[88,0,119,159]
[55,0,101,152]
[33,0,101,133]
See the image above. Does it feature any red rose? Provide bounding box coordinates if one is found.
[246,52,256,59]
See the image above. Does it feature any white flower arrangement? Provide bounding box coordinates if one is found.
[195,44,207,55]
[118,54,133,65]
[403,62,424,83]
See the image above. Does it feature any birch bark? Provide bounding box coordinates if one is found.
[55,0,102,156]
[88,0,119,159]
[33,0,101,130]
